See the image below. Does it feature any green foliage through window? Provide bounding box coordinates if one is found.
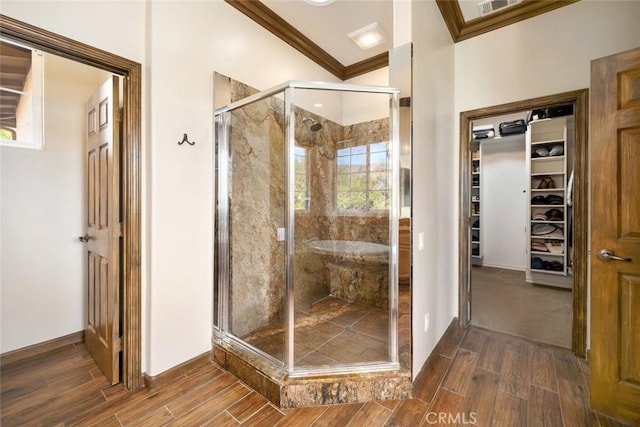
[336,141,390,211]
[294,146,308,210]
[0,128,15,140]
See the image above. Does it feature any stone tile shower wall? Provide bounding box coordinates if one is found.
[228,84,285,338]
[292,112,339,310]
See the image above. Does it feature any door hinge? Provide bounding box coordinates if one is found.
[115,336,122,351]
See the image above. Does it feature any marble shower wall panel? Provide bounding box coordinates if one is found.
[229,95,286,338]
[343,117,390,145]
[294,114,343,309]
[329,261,389,309]
[329,215,389,244]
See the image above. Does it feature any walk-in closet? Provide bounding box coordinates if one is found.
[468,106,575,348]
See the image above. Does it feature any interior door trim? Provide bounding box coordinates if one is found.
[458,89,588,357]
[0,14,143,389]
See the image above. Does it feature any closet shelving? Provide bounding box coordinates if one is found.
[525,117,571,289]
[471,148,482,266]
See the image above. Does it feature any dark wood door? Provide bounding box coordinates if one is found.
[84,76,121,385]
[590,46,640,422]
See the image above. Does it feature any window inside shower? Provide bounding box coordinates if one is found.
[294,146,308,211]
[336,141,390,212]
[214,80,400,375]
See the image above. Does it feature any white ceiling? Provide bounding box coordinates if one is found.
[261,0,394,66]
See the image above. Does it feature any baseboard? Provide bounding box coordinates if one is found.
[1,330,84,367]
[433,317,462,355]
[415,317,460,379]
[144,351,212,390]
[481,263,526,272]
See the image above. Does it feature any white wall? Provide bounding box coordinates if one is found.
[455,1,640,113]
[342,67,391,125]
[411,0,457,377]
[0,53,107,352]
[480,137,527,270]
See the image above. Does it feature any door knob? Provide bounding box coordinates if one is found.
[597,249,631,262]
[78,234,90,243]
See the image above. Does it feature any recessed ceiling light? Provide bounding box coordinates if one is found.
[347,22,387,50]
[304,0,336,6]
[313,103,324,108]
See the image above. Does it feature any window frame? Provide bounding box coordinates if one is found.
[335,140,390,214]
[0,39,45,150]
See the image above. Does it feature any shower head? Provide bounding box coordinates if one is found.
[302,117,323,132]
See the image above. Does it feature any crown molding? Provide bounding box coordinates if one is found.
[436,0,580,43]
[343,51,389,80]
[225,0,388,80]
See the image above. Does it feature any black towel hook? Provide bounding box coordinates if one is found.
[178,133,195,146]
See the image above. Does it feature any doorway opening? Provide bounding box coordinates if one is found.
[458,89,588,357]
[0,14,143,389]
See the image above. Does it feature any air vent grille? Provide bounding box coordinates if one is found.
[478,0,521,17]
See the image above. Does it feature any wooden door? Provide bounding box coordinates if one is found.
[84,76,121,385]
[590,47,640,422]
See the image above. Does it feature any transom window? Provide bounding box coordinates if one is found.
[336,141,390,211]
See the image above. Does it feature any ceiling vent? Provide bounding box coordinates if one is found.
[477,0,521,17]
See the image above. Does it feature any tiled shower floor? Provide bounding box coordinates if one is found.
[241,285,411,369]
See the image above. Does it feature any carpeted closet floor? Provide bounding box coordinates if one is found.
[470,266,572,348]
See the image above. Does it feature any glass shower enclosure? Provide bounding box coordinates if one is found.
[214,80,401,377]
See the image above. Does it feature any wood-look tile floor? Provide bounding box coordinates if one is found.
[1,325,632,426]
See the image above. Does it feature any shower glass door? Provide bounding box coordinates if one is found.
[291,88,399,371]
[219,92,287,366]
